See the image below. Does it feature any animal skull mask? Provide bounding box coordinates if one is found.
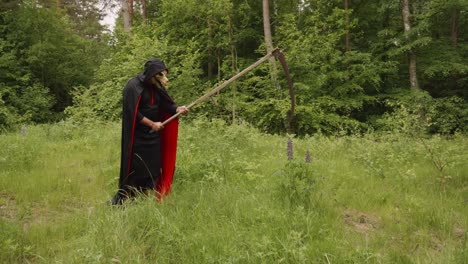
[151,71,169,88]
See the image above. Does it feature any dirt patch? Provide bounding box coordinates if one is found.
[429,235,444,252]
[0,192,17,220]
[344,209,381,234]
[0,193,54,230]
[453,226,465,239]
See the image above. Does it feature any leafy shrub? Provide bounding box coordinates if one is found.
[66,28,205,123]
[376,91,468,135]
[427,96,468,134]
[278,161,320,210]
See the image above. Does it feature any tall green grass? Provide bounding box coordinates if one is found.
[0,119,466,263]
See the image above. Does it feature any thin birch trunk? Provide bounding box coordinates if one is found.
[229,17,238,124]
[451,8,459,48]
[401,0,420,90]
[263,0,278,88]
[121,0,132,33]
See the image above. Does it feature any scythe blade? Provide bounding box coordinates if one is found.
[272,48,295,132]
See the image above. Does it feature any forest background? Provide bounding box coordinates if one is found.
[0,0,467,135]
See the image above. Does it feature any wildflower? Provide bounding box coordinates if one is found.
[287,137,293,160]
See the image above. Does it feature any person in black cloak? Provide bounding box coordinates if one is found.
[111,58,188,205]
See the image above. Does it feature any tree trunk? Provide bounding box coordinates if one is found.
[451,8,459,48]
[262,0,278,88]
[217,50,221,81]
[207,18,214,79]
[121,0,132,33]
[408,52,419,89]
[142,0,147,21]
[263,0,274,54]
[344,0,351,52]
[401,0,419,90]
[229,17,238,124]
[128,0,134,28]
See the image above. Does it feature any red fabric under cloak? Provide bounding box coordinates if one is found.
[156,112,178,199]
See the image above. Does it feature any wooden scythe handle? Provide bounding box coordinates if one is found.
[161,48,295,130]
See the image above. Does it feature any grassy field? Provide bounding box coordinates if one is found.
[0,119,467,263]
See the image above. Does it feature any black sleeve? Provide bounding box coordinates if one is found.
[137,112,144,122]
[156,88,177,115]
[162,100,177,115]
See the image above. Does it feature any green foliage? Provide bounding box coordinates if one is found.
[3,0,468,136]
[61,0,107,39]
[278,161,322,210]
[65,27,206,122]
[0,1,107,129]
[274,10,397,135]
[376,91,468,135]
[0,86,44,126]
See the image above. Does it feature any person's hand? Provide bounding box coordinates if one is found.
[151,122,164,132]
[176,106,189,115]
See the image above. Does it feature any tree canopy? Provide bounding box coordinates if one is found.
[1,0,467,134]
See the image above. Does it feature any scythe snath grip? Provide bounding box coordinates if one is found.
[161,48,296,131]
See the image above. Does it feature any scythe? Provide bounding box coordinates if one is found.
[162,47,295,130]
[156,48,295,198]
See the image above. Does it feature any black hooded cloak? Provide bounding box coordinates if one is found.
[114,58,178,203]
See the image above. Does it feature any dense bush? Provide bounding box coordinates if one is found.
[0,1,107,129]
[375,91,468,135]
